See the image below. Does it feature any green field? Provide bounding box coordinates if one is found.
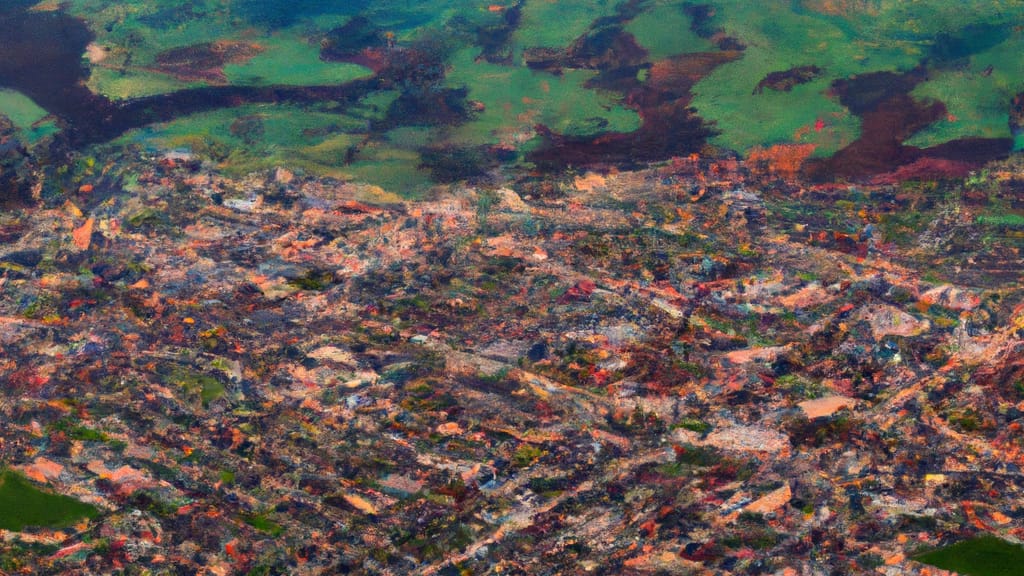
[0,469,99,532]
[4,0,1024,195]
[0,90,58,142]
[915,534,1024,576]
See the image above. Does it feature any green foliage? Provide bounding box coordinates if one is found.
[21,294,55,320]
[737,511,766,524]
[673,418,712,434]
[243,511,285,536]
[288,270,335,291]
[658,444,722,477]
[879,208,932,245]
[0,89,59,142]
[515,0,619,48]
[722,525,779,550]
[673,360,707,378]
[673,444,721,467]
[1,541,60,572]
[906,34,1024,148]
[776,374,827,400]
[512,444,546,468]
[948,409,982,432]
[976,213,1024,229]
[915,535,1024,576]
[125,490,180,517]
[689,0,1024,155]
[49,419,112,443]
[0,469,99,531]
[125,208,170,232]
[529,476,569,496]
[165,368,225,408]
[223,32,373,87]
[626,3,714,60]
[70,424,109,440]
[391,294,433,315]
[690,4,874,155]
[43,0,1024,201]
[404,380,435,399]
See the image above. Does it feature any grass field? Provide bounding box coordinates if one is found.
[915,534,1024,576]
[0,469,99,532]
